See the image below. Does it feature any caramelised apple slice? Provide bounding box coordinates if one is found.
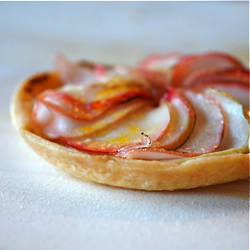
[59,100,171,154]
[176,90,224,154]
[205,88,249,153]
[33,97,147,139]
[157,92,195,149]
[194,82,249,110]
[58,76,153,104]
[35,79,152,121]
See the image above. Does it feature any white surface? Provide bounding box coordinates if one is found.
[0,2,249,250]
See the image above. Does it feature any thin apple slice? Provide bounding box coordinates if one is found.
[33,98,147,139]
[116,133,201,160]
[195,82,249,110]
[130,68,169,102]
[36,81,152,121]
[135,53,182,87]
[170,52,245,86]
[55,53,104,85]
[184,68,250,87]
[55,53,130,85]
[67,100,147,139]
[125,148,201,160]
[137,53,182,71]
[59,101,171,154]
[205,88,249,152]
[157,92,195,149]
[58,76,152,104]
[176,90,224,154]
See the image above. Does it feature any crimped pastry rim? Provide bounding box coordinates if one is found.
[10,71,249,191]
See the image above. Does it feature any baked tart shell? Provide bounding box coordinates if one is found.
[11,71,249,190]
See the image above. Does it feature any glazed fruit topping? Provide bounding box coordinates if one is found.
[32,52,249,160]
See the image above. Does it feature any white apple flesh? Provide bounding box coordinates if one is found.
[33,99,147,139]
[205,88,249,152]
[195,82,249,110]
[176,90,224,154]
[60,100,171,153]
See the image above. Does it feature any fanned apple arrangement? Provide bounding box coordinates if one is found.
[11,52,249,190]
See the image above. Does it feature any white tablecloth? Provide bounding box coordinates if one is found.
[0,2,249,250]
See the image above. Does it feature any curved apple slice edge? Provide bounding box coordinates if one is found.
[205,88,249,153]
[157,93,195,150]
[59,100,171,154]
[120,88,249,161]
[170,52,245,86]
[119,89,225,160]
[137,53,182,71]
[175,90,224,154]
[58,87,248,159]
[184,68,250,87]
[32,98,150,139]
[194,82,249,110]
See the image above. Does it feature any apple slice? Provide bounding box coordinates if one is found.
[130,68,169,102]
[55,53,130,85]
[116,133,201,160]
[184,68,250,87]
[33,98,147,139]
[137,53,182,71]
[157,92,195,149]
[125,148,201,160]
[59,100,171,154]
[55,53,104,85]
[58,76,152,104]
[205,88,249,153]
[37,81,152,121]
[194,82,249,110]
[135,53,182,87]
[170,52,245,86]
[176,90,224,154]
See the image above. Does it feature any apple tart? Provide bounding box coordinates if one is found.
[11,52,249,190]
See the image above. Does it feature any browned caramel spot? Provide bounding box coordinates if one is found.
[77,61,113,70]
[29,74,50,85]
[24,86,32,93]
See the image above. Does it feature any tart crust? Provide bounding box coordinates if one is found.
[11,71,249,190]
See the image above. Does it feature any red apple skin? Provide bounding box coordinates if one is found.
[170,52,246,87]
[36,52,249,157]
[158,92,195,150]
[36,87,152,121]
[121,148,202,160]
[59,138,119,154]
[183,68,249,87]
